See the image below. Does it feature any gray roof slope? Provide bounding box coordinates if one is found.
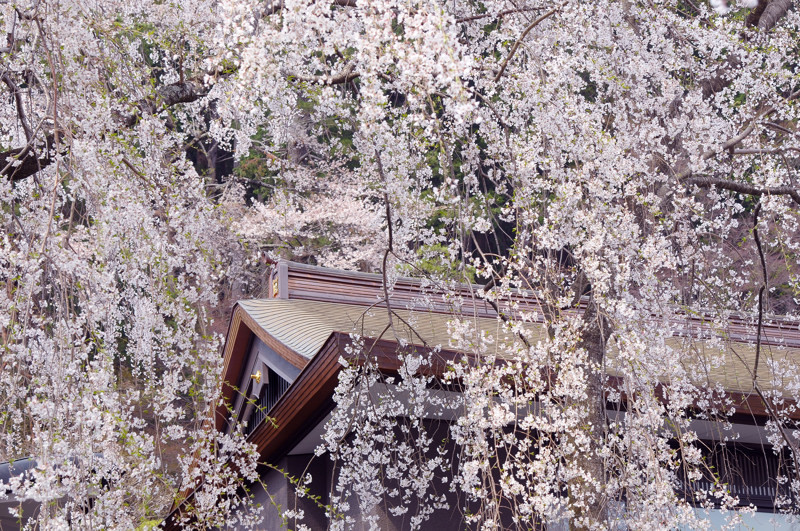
[237,298,800,395]
[237,299,542,360]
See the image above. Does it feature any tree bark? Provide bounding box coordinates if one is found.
[757,0,792,31]
[0,142,52,181]
[3,82,205,182]
[569,297,610,529]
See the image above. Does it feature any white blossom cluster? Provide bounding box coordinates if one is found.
[214,0,800,528]
[0,0,263,528]
[2,0,800,528]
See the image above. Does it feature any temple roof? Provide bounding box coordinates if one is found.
[236,294,800,396]
[237,298,541,360]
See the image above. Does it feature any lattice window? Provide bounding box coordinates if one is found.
[243,367,290,436]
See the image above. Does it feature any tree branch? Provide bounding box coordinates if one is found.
[0,142,52,181]
[123,81,204,127]
[746,0,769,27]
[761,121,797,137]
[684,176,800,205]
[481,275,531,349]
[456,7,543,23]
[263,0,355,18]
[159,81,202,106]
[731,147,800,155]
[375,150,399,341]
[2,72,32,142]
[494,7,561,83]
[4,81,205,181]
[0,12,16,54]
[675,88,800,180]
[282,63,359,85]
[675,110,776,179]
[751,203,767,385]
[699,55,741,100]
[757,0,792,31]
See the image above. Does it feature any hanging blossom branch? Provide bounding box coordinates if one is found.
[456,7,546,23]
[2,81,206,181]
[481,274,532,348]
[736,203,800,486]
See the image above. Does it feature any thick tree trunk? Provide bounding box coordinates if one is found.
[568,298,610,530]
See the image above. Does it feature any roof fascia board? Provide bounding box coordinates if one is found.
[217,304,312,432]
[247,332,346,460]
[216,305,255,432]
[237,306,307,369]
[247,332,800,462]
[247,333,457,461]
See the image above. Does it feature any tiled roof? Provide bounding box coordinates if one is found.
[237,298,544,360]
[238,298,800,395]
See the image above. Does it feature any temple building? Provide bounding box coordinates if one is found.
[164,260,800,530]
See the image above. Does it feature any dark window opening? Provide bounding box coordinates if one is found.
[244,368,290,436]
[677,441,796,511]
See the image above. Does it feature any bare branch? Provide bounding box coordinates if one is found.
[761,121,798,137]
[1,71,33,142]
[751,203,767,385]
[494,7,560,83]
[684,176,800,205]
[282,63,359,85]
[720,124,758,152]
[732,147,800,155]
[375,150,398,340]
[456,7,543,23]
[123,81,205,127]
